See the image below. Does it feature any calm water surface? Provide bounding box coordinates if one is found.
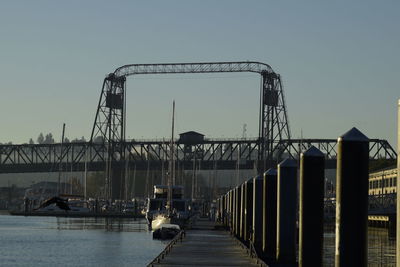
[0,215,396,266]
[0,215,166,267]
[323,225,396,266]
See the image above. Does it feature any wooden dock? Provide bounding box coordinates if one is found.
[148,218,265,267]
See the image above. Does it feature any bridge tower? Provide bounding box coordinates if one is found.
[90,73,126,200]
[89,62,291,199]
[258,71,290,173]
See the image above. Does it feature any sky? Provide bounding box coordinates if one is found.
[0,1,399,148]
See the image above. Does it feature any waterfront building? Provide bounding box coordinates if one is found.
[369,166,397,195]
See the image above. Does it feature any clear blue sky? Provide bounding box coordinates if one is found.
[0,1,399,147]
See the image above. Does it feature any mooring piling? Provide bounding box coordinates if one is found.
[276,158,297,264]
[263,168,277,259]
[335,127,369,267]
[252,175,263,254]
[299,146,325,267]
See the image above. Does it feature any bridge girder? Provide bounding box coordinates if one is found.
[0,138,396,174]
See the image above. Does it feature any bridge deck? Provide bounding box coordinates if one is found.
[150,218,262,267]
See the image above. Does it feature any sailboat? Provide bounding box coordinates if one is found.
[145,101,191,233]
[34,124,90,214]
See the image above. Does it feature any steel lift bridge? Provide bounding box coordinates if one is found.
[0,62,396,200]
[90,62,290,199]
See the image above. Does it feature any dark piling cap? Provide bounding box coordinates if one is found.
[301,146,324,158]
[278,158,297,168]
[338,127,369,142]
[246,177,254,184]
[253,175,263,181]
[264,168,277,176]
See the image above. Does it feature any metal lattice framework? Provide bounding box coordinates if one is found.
[0,138,396,173]
[113,62,274,77]
[91,61,290,166]
[89,62,290,199]
[90,74,126,199]
[91,74,126,144]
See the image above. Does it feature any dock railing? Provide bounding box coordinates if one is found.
[147,230,186,267]
[230,232,268,267]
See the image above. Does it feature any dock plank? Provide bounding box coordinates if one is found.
[150,218,262,267]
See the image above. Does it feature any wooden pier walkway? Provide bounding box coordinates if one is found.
[149,218,264,267]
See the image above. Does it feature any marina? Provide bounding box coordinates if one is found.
[0,1,399,265]
[0,212,397,266]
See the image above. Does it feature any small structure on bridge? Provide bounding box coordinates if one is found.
[178,131,205,145]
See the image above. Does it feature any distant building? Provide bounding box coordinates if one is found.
[369,166,397,195]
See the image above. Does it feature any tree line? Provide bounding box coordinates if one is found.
[29,133,87,144]
[0,134,103,145]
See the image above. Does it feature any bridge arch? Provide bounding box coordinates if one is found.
[90,61,290,200]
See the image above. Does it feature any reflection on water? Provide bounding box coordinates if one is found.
[0,215,166,267]
[1,215,396,266]
[52,217,149,232]
[323,225,396,266]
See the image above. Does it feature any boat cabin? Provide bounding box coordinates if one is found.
[153,185,184,199]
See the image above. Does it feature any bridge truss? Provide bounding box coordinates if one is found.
[89,61,291,199]
[0,138,395,174]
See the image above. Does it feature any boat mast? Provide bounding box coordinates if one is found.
[167,100,175,213]
[58,123,66,196]
[84,143,88,199]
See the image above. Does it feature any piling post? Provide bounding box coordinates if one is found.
[229,190,233,231]
[252,175,263,254]
[222,194,226,226]
[299,146,325,267]
[244,178,254,243]
[217,197,221,222]
[276,159,297,264]
[235,186,242,237]
[397,99,400,267]
[225,191,231,229]
[240,183,245,240]
[222,194,225,226]
[232,188,237,235]
[215,198,219,221]
[263,168,277,259]
[335,127,369,267]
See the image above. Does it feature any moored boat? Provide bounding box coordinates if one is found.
[152,223,180,239]
[145,185,191,229]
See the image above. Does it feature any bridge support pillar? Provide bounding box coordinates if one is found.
[335,128,369,267]
[299,147,325,267]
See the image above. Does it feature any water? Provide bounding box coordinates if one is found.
[323,225,396,266]
[0,215,166,267]
[0,215,396,266]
